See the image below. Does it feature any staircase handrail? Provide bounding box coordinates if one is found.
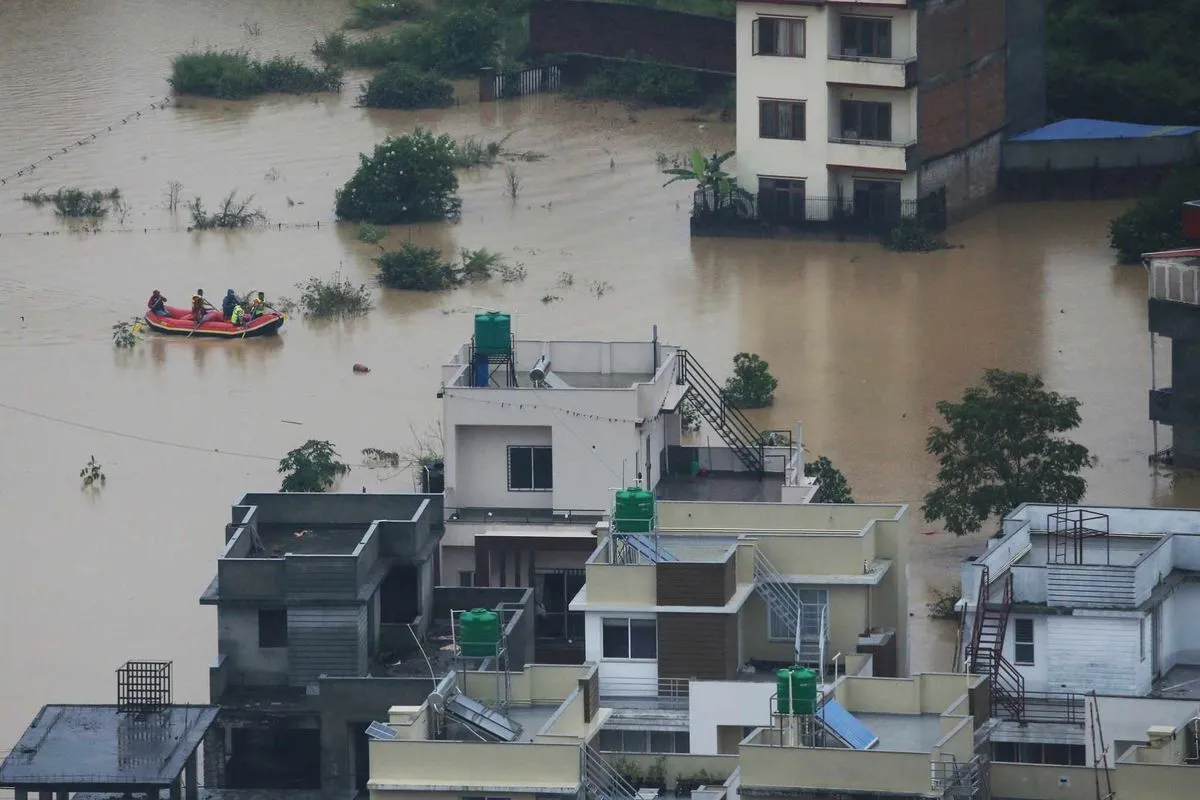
[753,549,801,632]
[967,564,991,669]
[583,742,639,800]
[676,350,767,466]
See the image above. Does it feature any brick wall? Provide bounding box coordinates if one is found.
[916,0,1008,162]
[918,132,1002,223]
[528,0,735,74]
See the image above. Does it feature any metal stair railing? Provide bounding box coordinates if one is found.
[676,350,766,473]
[582,743,639,800]
[754,548,805,659]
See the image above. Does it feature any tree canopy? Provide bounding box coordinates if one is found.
[279,440,351,492]
[922,370,1096,537]
[805,456,854,504]
[1046,0,1200,125]
[334,128,462,224]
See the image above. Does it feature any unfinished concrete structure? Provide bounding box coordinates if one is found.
[0,661,215,800]
[199,492,448,793]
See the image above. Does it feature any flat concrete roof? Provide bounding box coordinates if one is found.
[1017,532,1159,568]
[253,524,366,557]
[1151,663,1200,701]
[656,473,784,504]
[852,712,945,753]
[0,705,218,789]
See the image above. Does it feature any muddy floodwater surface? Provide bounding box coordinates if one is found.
[2,0,1198,753]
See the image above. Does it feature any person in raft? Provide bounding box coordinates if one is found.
[248,291,267,318]
[147,290,167,316]
[191,289,212,324]
[221,289,240,320]
[230,303,248,326]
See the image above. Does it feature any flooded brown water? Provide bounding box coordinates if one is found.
[2,0,1197,754]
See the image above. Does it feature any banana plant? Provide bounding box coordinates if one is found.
[662,149,750,213]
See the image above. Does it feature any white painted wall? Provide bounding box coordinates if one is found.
[454,425,553,510]
[1162,584,1200,670]
[735,3,919,200]
[688,680,777,755]
[1006,616,1050,692]
[585,611,658,694]
[218,606,288,686]
[1088,695,1200,765]
[1042,614,1151,696]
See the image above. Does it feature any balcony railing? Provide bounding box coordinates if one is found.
[599,677,689,709]
[827,54,918,89]
[693,191,916,233]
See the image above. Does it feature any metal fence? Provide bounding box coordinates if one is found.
[691,188,929,238]
[479,65,563,102]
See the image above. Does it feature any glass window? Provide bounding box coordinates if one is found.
[841,16,892,59]
[630,619,658,659]
[507,445,552,491]
[839,100,892,142]
[753,17,805,58]
[767,587,828,641]
[603,618,631,658]
[258,608,287,648]
[1014,618,1035,665]
[758,100,806,141]
[602,618,657,659]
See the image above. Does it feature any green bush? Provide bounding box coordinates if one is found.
[335,128,462,224]
[376,242,460,290]
[1109,169,1200,262]
[316,8,500,75]
[23,187,121,217]
[294,273,374,318]
[883,217,950,253]
[170,50,342,99]
[573,60,709,107]
[346,0,426,29]
[360,63,454,109]
[723,352,778,409]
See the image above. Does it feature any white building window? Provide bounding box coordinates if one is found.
[507,445,552,491]
[752,17,806,58]
[602,617,657,659]
[839,99,892,142]
[841,16,892,59]
[1013,618,1035,665]
[759,99,806,141]
[767,587,827,641]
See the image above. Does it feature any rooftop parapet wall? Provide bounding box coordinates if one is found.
[442,338,681,390]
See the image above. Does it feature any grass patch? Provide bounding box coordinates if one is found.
[359,63,454,109]
[23,187,121,217]
[315,7,501,76]
[345,0,426,29]
[292,272,374,318]
[170,50,343,99]
[571,60,712,107]
[187,191,267,229]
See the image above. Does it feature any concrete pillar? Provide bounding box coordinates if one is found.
[184,753,198,800]
[169,776,181,800]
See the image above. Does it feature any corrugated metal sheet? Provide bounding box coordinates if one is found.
[287,606,367,685]
[1011,118,1200,142]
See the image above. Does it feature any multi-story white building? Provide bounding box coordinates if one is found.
[736,0,919,219]
[732,0,1036,227]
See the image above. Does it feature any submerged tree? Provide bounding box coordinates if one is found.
[723,352,778,409]
[278,440,351,492]
[923,370,1096,536]
[335,128,462,224]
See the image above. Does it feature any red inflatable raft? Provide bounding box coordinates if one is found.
[144,305,286,338]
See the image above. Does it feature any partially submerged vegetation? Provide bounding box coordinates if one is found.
[571,59,714,108]
[375,243,513,291]
[187,191,267,229]
[290,272,374,318]
[1109,168,1200,262]
[883,217,952,253]
[170,50,343,99]
[359,63,454,109]
[345,0,427,30]
[335,128,462,224]
[112,317,145,348]
[23,187,122,217]
[278,440,351,492]
[723,352,778,409]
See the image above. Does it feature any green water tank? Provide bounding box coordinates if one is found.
[775,668,793,714]
[789,667,818,714]
[474,312,512,356]
[459,608,500,657]
[613,487,655,533]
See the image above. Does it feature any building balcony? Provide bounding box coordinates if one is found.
[826,138,917,173]
[827,55,917,90]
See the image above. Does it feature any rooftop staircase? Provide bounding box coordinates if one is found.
[966,565,1026,723]
[753,548,828,671]
[676,350,767,474]
[583,743,639,800]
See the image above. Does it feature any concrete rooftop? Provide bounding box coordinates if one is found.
[252,524,366,557]
[1151,664,1200,701]
[656,473,784,504]
[1017,532,1158,568]
[852,712,945,753]
[0,705,218,788]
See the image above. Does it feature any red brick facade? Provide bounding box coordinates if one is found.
[916,0,1008,162]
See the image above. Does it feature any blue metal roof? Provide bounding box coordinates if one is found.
[1011,118,1200,142]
